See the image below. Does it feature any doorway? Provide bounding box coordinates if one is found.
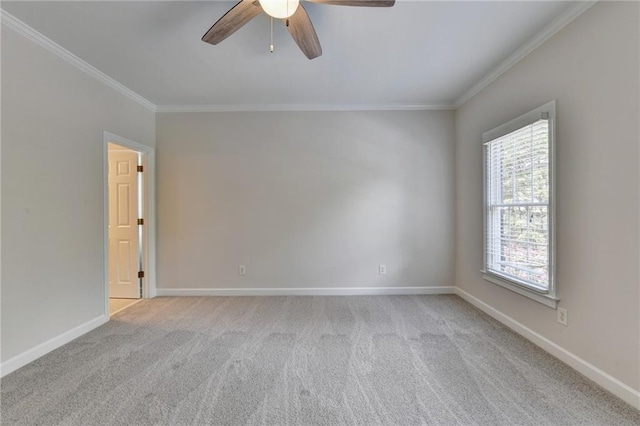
[103,132,156,318]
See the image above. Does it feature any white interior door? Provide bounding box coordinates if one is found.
[108,149,141,299]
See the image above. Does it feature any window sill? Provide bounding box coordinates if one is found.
[481,271,559,309]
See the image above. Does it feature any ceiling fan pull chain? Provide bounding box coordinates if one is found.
[270,17,274,53]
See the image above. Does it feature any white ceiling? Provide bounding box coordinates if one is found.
[3,1,576,108]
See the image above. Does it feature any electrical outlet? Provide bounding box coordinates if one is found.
[557,307,568,326]
[238,265,246,276]
[379,264,387,275]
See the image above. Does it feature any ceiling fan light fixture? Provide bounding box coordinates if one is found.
[260,0,300,19]
[203,0,395,59]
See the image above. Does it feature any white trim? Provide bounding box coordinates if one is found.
[0,315,107,378]
[0,10,156,112]
[482,273,558,309]
[156,286,456,297]
[453,1,597,109]
[455,288,640,410]
[155,104,454,113]
[103,131,157,320]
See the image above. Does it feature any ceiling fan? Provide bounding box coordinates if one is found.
[202,0,395,60]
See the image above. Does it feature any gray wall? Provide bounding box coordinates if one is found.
[455,2,639,391]
[156,111,455,291]
[1,27,156,362]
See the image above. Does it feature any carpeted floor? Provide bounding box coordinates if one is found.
[1,295,639,425]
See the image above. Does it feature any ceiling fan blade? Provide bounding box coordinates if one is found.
[202,0,262,45]
[286,4,322,60]
[305,0,395,6]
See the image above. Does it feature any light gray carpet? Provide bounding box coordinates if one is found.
[1,295,639,425]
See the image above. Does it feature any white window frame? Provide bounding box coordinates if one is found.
[482,101,558,309]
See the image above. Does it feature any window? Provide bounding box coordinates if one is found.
[483,101,557,308]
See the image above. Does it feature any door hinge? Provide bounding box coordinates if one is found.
[138,218,144,225]
[137,165,143,172]
[138,271,145,279]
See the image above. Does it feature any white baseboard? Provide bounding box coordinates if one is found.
[156,286,456,297]
[0,314,108,377]
[455,287,640,410]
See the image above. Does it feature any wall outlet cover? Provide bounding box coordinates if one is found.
[557,307,568,326]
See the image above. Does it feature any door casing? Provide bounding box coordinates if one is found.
[103,131,156,318]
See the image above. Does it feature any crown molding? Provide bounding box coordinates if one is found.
[156,103,454,113]
[0,9,157,112]
[1,2,598,115]
[452,1,597,109]
[0,8,451,114]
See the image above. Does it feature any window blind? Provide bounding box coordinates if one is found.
[485,117,550,291]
